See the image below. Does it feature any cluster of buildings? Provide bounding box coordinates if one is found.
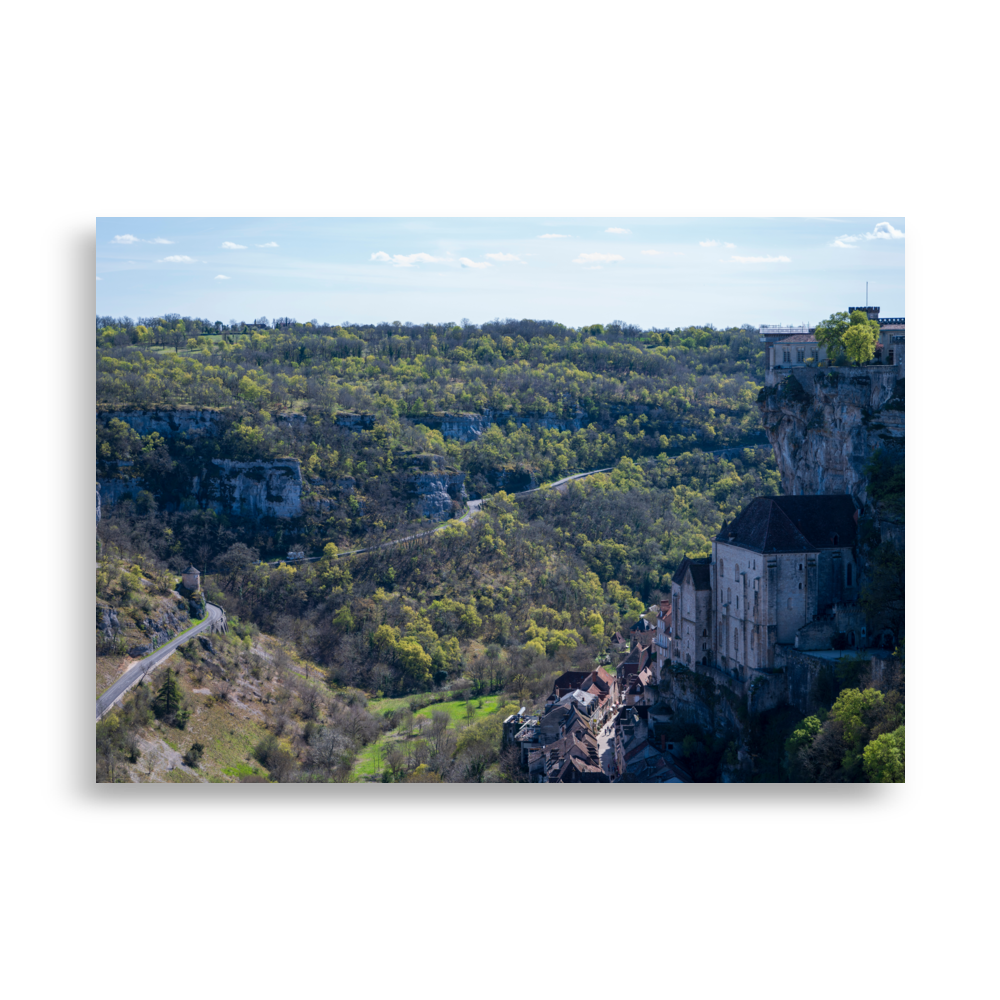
[761,305,905,381]
[503,666,618,782]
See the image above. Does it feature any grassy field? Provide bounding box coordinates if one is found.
[351,694,506,781]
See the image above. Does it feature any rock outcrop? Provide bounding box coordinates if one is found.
[758,368,904,507]
[405,472,468,520]
[193,459,303,517]
[98,408,223,438]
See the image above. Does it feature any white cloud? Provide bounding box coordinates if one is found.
[96,276,101,280]
[113,234,175,244]
[869,221,904,240]
[221,241,247,249]
[700,240,736,248]
[572,252,624,265]
[214,274,230,280]
[831,221,905,248]
[460,257,491,269]
[729,255,791,263]
[605,227,631,234]
[256,242,279,248]
[370,250,449,267]
[641,250,663,255]
[484,252,522,262]
[538,233,570,239]
[160,255,196,263]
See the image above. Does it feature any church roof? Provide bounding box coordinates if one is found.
[673,556,712,590]
[183,565,200,575]
[718,496,857,552]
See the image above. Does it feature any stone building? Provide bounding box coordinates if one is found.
[668,495,863,715]
[761,305,904,381]
[181,564,201,591]
[670,556,712,670]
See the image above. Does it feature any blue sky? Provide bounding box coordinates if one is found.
[96,217,905,329]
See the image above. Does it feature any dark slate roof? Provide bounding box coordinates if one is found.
[630,617,653,632]
[674,556,711,591]
[718,496,857,552]
[183,565,200,574]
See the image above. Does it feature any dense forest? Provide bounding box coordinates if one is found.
[95,313,902,783]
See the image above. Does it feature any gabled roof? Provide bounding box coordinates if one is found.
[630,617,653,632]
[718,495,857,553]
[673,556,711,591]
[183,565,200,574]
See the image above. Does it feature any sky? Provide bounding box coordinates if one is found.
[95,217,905,329]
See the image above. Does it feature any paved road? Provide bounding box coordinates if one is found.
[262,467,615,568]
[95,602,225,720]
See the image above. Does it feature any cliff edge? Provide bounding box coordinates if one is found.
[757,367,904,509]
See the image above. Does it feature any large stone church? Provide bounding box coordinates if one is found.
[665,494,869,715]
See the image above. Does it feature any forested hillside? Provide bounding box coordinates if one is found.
[96,314,786,781]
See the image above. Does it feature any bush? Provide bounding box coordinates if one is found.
[183,742,204,767]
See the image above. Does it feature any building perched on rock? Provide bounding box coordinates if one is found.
[712,494,860,671]
[667,494,875,719]
[181,564,201,591]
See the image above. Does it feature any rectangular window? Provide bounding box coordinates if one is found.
[796,349,805,363]
[782,350,791,363]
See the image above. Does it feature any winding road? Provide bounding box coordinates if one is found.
[95,602,225,720]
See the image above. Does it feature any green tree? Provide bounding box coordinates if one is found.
[152,668,189,728]
[863,725,904,782]
[830,687,884,772]
[843,310,879,365]
[813,311,850,360]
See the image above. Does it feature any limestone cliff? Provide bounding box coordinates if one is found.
[193,459,303,517]
[98,408,223,437]
[758,368,904,509]
[405,472,468,520]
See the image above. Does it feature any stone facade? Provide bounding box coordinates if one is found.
[667,495,867,720]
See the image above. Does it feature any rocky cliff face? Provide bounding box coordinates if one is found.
[194,459,303,517]
[406,472,468,520]
[758,368,904,508]
[99,408,223,437]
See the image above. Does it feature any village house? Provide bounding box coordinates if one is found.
[543,666,619,726]
[612,705,691,783]
[629,615,654,648]
[653,597,672,679]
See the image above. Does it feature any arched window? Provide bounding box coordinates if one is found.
[719,559,724,576]
[848,631,856,647]
[787,597,792,609]
[727,588,731,604]
[753,560,756,570]
[735,564,739,578]
[832,533,839,545]
[702,629,707,637]
[798,582,802,590]
[847,564,853,585]
[733,628,739,650]
[798,563,803,571]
